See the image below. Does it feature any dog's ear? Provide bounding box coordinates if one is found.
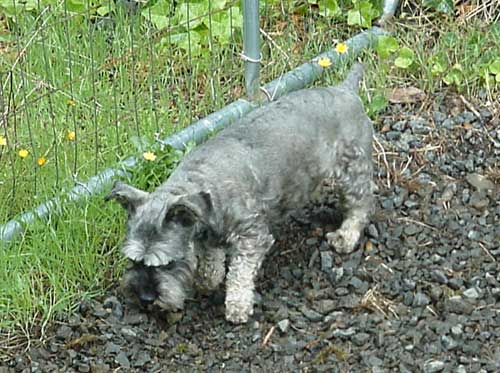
[165,191,213,227]
[104,181,149,214]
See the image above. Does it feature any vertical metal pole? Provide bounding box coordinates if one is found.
[242,0,260,100]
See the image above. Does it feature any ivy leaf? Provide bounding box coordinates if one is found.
[394,47,415,69]
[376,35,399,59]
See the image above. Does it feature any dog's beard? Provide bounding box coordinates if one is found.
[121,256,198,311]
[155,260,195,310]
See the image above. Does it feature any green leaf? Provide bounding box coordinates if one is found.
[347,0,380,28]
[143,0,171,30]
[368,93,388,116]
[168,31,203,56]
[394,47,415,69]
[0,0,37,16]
[175,2,208,29]
[65,0,86,14]
[429,55,447,75]
[489,59,500,75]
[443,64,464,86]
[130,135,150,152]
[318,0,340,17]
[376,35,399,59]
[423,0,454,14]
[97,4,114,17]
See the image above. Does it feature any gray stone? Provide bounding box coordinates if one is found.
[104,342,121,355]
[431,270,448,284]
[277,319,290,333]
[103,296,124,319]
[115,351,130,369]
[123,312,148,325]
[463,287,481,299]
[440,183,457,202]
[77,364,90,373]
[466,173,495,191]
[330,267,344,283]
[301,307,323,322]
[444,296,474,315]
[404,224,422,236]
[121,327,137,339]
[133,351,151,368]
[332,327,356,338]
[55,325,73,341]
[352,332,370,346]
[320,251,333,272]
[467,230,481,240]
[368,356,383,367]
[441,335,458,350]
[368,224,379,238]
[314,299,336,314]
[469,191,489,209]
[413,292,430,307]
[305,237,318,246]
[423,360,445,372]
[433,111,447,124]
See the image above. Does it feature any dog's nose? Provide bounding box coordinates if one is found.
[138,291,156,307]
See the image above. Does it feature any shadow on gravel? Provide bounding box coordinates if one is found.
[3,94,499,372]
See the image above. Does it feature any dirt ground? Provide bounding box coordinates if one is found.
[2,93,499,372]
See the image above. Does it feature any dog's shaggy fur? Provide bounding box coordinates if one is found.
[106,63,374,324]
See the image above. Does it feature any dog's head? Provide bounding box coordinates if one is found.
[105,181,212,310]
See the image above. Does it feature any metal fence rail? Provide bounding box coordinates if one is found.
[0,0,399,242]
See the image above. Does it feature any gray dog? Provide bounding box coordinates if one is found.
[105,63,374,324]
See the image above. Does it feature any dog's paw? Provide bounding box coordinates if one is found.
[225,293,254,324]
[326,228,360,254]
[225,307,251,324]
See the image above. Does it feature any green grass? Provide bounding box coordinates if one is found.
[0,0,498,352]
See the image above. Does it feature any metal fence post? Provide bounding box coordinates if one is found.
[242,0,261,100]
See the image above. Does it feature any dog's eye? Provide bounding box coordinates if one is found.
[126,260,143,269]
[161,261,176,270]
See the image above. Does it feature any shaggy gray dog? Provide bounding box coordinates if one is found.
[105,63,374,324]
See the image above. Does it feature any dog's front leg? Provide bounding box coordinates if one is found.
[225,229,274,324]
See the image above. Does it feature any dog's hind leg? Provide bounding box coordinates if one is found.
[196,247,226,291]
[225,226,274,324]
[327,143,374,254]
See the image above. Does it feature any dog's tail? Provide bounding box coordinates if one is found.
[340,62,364,92]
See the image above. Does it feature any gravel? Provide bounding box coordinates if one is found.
[1,94,499,372]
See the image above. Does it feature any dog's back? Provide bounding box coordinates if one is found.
[164,64,372,211]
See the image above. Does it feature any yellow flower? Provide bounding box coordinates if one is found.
[318,57,332,68]
[67,131,76,141]
[67,99,76,106]
[143,151,157,161]
[37,157,47,166]
[0,135,6,146]
[18,149,29,158]
[335,43,348,54]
